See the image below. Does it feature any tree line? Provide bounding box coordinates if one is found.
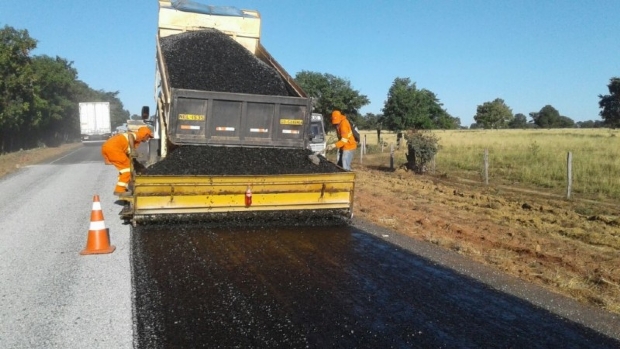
[0,25,130,153]
[470,83,619,130]
[3,22,619,154]
[293,71,620,132]
[294,72,460,131]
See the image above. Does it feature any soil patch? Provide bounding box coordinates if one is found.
[352,158,620,314]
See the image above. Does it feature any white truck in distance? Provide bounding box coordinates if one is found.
[79,102,111,144]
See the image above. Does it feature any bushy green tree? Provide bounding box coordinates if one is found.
[30,55,79,146]
[598,77,620,128]
[473,98,513,129]
[404,130,439,174]
[294,70,369,123]
[357,112,382,130]
[556,115,575,128]
[382,77,455,131]
[508,113,528,128]
[530,105,563,128]
[0,26,37,151]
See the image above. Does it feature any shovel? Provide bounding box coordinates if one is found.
[308,151,322,166]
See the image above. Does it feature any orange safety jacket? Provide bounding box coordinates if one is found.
[102,132,142,157]
[335,118,357,151]
[101,131,142,192]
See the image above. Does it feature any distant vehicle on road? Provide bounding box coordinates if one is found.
[79,102,111,144]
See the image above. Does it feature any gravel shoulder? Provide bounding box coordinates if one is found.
[0,144,132,348]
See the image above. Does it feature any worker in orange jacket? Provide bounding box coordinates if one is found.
[326,109,357,170]
[101,126,153,196]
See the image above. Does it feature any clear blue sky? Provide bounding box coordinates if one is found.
[1,0,618,126]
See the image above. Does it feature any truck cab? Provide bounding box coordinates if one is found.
[308,113,327,154]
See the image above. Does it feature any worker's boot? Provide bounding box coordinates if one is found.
[114,190,132,197]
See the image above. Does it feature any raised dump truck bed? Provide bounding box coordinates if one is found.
[120,1,355,225]
[165,89,311,148]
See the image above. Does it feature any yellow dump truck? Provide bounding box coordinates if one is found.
[120,0,355,225]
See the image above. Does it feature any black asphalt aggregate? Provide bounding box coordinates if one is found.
[144,146,340,175]
[131,223,620,348]
[160,29,291,96]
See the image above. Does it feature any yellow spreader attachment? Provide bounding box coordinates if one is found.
[120,172,355,225]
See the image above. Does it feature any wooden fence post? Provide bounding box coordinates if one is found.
[484,149,489,185]
[390,143,394,171]
[566,152,572,199]
[363,134,367,155]
[360,137,364,165]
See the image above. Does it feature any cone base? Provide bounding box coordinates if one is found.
[80,245,116,255]
[80,229,115,255]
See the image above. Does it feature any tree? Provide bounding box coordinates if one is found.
[30,55,79,146]
[357,112,382,130]
[473,98,513,129]
[556,115,575,128]
[577,120,604,128]
[530,105,561,128]
[0,25,37,151]
[598,77,620,128]
[432,109,461,129]
[382,77,454,131]
[404,130,439,174]
[294,70,369,122]
[508,113,528,129]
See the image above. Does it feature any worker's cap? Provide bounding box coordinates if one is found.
[331,110,345,124]
[137,126,153,141]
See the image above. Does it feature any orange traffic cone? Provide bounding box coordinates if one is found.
[80,195,116,255]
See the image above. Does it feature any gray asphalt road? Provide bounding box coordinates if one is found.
[0,144,133,349]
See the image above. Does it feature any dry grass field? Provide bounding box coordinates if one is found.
[358,128,620,202]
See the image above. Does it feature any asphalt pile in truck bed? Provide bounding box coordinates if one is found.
[154,29,339,177]
[144,146,340,175]
[160,29,291,96]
